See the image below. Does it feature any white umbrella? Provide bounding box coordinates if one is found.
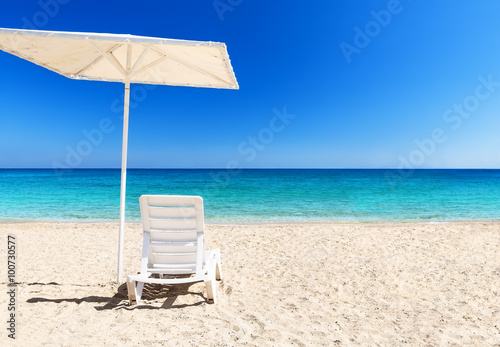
[0,28,238,283]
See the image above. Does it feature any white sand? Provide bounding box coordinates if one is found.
[0,221,499,346]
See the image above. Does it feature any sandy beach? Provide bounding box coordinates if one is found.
[0,221,499,346]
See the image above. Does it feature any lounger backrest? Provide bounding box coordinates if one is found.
[139,195,205,275]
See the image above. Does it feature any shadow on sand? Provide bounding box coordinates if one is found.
[25,281,208,310]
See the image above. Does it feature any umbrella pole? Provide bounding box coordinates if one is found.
[117,79,131,284]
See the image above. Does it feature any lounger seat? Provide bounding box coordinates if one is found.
[126,195,222,305]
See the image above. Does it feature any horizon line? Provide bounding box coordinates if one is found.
[1,167,500,170]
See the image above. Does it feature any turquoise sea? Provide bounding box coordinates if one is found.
[0,169,499,222]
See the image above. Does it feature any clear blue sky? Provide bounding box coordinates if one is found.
[1,0,500,169]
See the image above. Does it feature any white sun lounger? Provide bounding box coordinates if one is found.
[126,195,222,305]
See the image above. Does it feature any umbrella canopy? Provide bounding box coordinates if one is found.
[0,28,238,283]
[0,28,238,88]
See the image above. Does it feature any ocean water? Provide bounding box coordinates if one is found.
[0,169,499,222]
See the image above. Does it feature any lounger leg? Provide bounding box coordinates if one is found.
[204,249,222,303]
[215,251,222,281]
[127,280,145,305]
[127,281,137,305]
[205,278,216,304]
[136,282,144,304]
[216,263,222,281]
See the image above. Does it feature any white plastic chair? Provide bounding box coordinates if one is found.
[126,195,222,305]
